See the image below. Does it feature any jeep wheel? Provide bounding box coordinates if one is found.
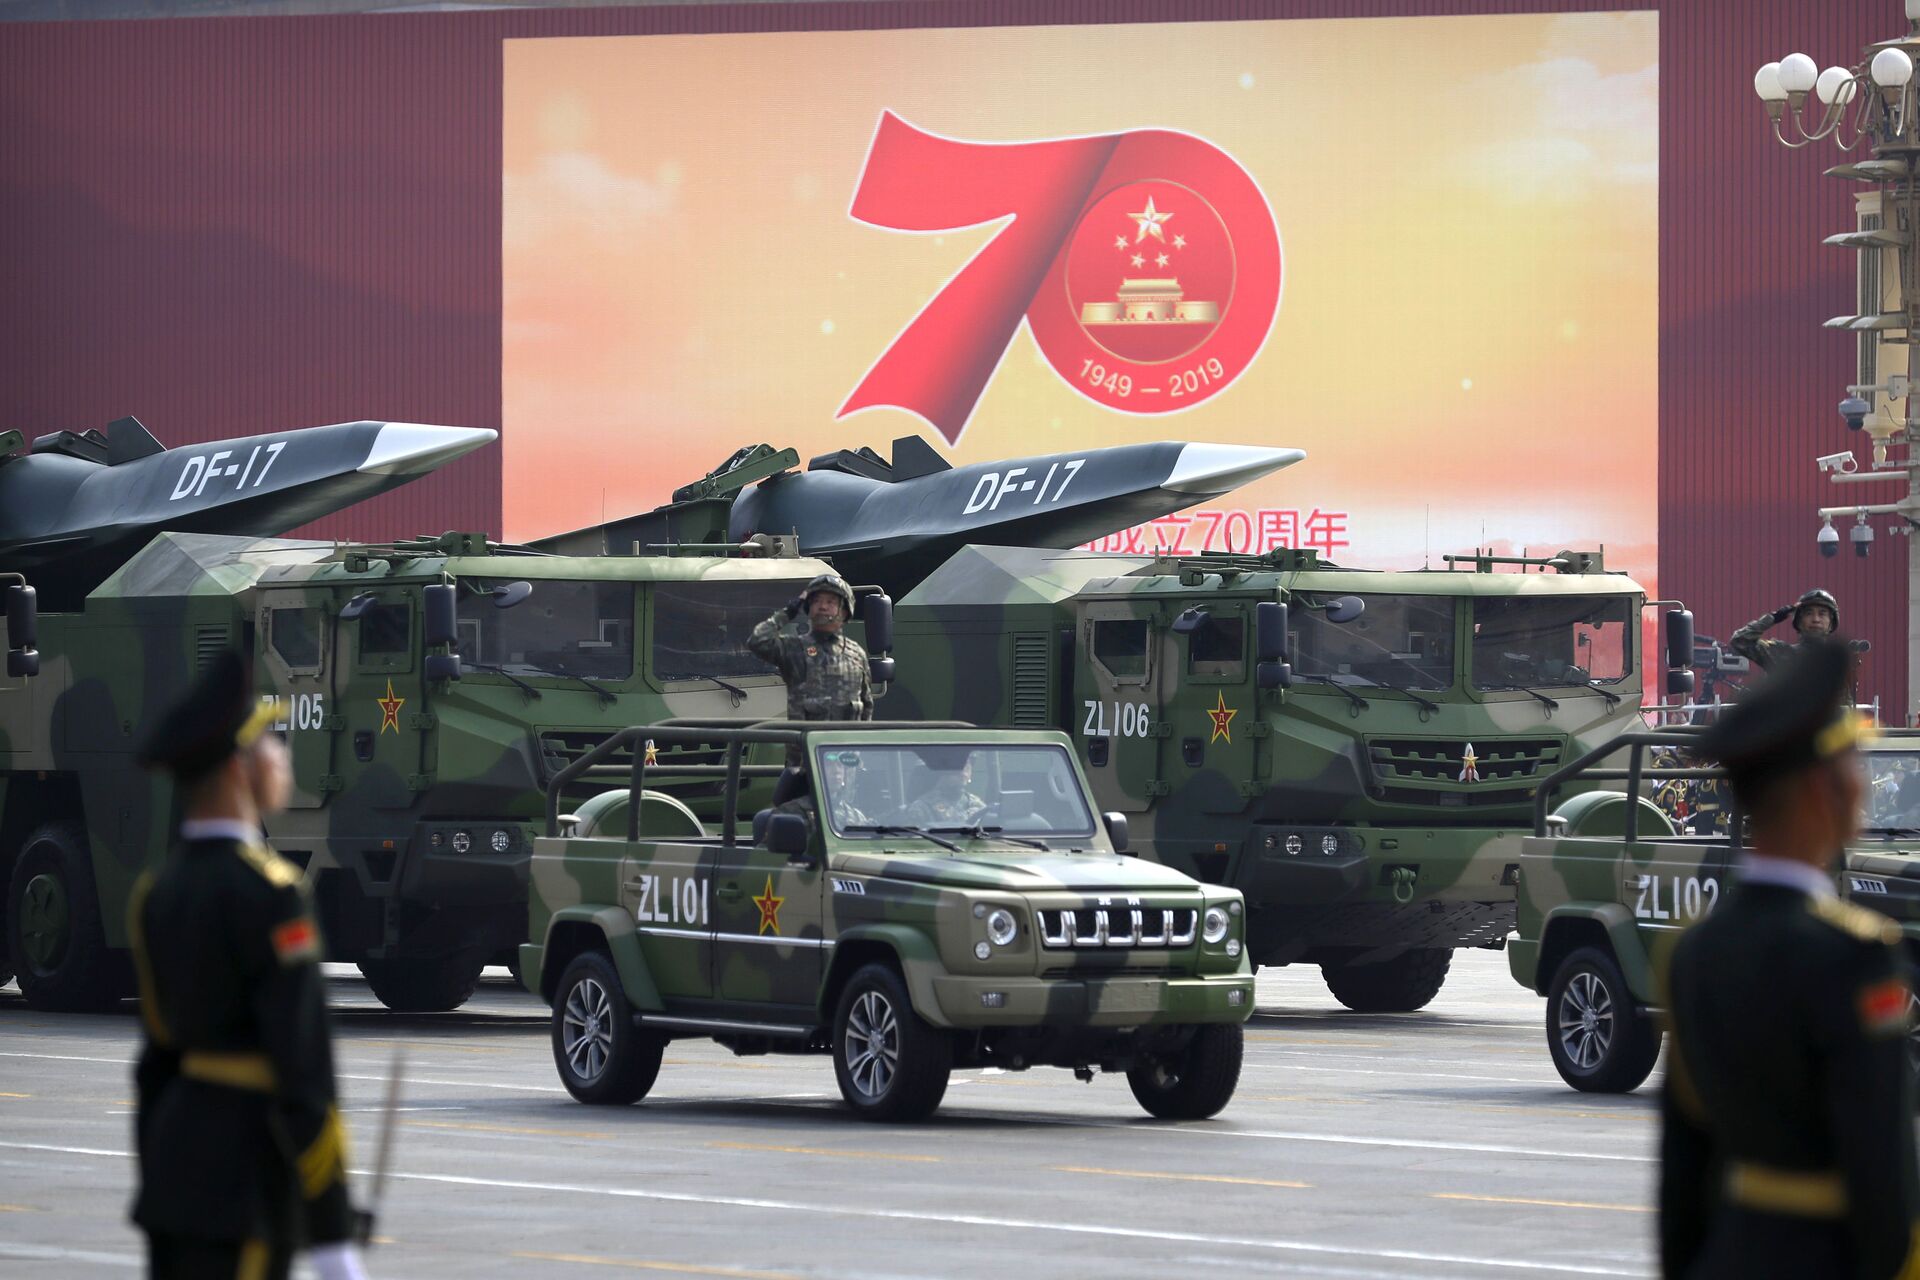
[1127,1024,1244,1120]
[1545,946,1660,1093]
[1322,948,1452,1012]
[8,822,123,1011]
[358,951,487,1013]
[551,951,665,1105]
[832,963,951,1122]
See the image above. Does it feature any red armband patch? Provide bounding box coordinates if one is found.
[271,916,321,967]
[1858,977,1912,1037]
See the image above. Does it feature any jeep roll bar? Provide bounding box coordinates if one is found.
[1529,726,1742,845]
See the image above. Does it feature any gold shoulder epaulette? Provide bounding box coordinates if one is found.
[1809,895,1902,946]
[234,841,304,890]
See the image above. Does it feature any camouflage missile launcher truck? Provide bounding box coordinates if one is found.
[886,544,1695,1013]
[523,720,1254,1122]
[0,528,895,1013]
[1510,727,1920,1092]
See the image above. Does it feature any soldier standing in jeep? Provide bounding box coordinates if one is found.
[748,572,874,765]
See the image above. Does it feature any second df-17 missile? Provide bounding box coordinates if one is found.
[0,415,496,603]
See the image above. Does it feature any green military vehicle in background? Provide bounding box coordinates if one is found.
[885,544,1695,1013]
[1509,727,1920,1092]
[523,721,1254,1121]
[2,527,895,1012]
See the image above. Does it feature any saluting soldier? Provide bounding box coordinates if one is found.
[129,650,372,1280]
[1660,637,1919,1279]
[1730,589,1840,672]
[747,572,874,767]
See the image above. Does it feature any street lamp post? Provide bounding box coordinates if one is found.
[1758,1,1920,722]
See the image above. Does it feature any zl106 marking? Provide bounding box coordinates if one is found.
[1083,700,1151,739]
[633,874,709,927]
[1628,872,1720,924]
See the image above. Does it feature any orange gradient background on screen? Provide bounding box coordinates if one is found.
[504,12,1657,584]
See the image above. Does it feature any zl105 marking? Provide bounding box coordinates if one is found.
[1628,872,1720,924]
[1083,700,1151,739]
[633,874,709,927]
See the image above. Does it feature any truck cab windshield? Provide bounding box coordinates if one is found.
[653,581,808,682]
[1472,596,1631,691]
[1291,593,1455,691]
[818,743,1096,842]
[457,580,636,682]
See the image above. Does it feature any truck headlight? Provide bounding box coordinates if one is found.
[973,941,992,961]
[986,908,1017,946]
[1203,906,1230,944]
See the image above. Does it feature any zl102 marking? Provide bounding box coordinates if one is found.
[633,874,709,927]
[1628,872,1720,923]
[1083,699,1151,738]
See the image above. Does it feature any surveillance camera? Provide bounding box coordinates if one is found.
[1819,521,1840,557]
[1853,519,1875,558]
[1817,450,1859,474]
[1840,395,1872,430]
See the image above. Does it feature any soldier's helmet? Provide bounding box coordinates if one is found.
[1793,588,1840,632]
[804,573,855,615]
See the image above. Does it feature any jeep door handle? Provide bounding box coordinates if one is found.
[716,883,745,902]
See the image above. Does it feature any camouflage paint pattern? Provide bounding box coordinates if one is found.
[885,544,1651,981]
[525,726,1254,1047]
[0,529,851,1007]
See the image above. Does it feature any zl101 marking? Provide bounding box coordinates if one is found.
[1083,700,1151,739]
[1628,872,1720,923]
[633,874,709,927]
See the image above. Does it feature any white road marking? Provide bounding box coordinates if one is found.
[0,1243,140,1268]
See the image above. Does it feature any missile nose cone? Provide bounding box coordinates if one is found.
[356,423,498,476]
[1163,443,1306,496]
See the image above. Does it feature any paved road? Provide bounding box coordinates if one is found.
[1,951,1662,1279]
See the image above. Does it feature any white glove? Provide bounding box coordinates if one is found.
[311,1242,370,1280]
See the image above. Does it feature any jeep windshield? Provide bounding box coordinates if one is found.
[1864,747,1920,835]
[456,580,636,681]
[1291,593,1455,691]
[816,743,1097,842]
[653,580,810,682]
[1472,596,1632,691]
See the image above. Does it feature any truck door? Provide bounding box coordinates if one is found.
[257,593,332,810]
[342,590,425,811]
[1073,599,1162,815]
[1175,600,1258,815]
[709,827,825,1014]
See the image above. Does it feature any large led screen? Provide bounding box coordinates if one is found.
[504,13,1657,582]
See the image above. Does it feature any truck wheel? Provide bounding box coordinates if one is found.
[832,963,951,1122]
[1127,1023,1244,1120]
[1545,946,1660,1093]
[550,951,665,1105]
[1322,947,1452,1012]
[7,822,122,1011]
[358,951,486,1012]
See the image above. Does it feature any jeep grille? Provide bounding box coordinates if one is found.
[1036,907,1197,949]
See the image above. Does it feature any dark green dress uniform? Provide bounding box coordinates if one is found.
[1660,640,1920,1279]
[129,653,357,1280]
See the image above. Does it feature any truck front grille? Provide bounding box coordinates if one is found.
[1036,907,1197,950]
[1368,737,1561,786]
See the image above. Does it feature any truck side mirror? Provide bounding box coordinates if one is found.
[869,655,896,684]
[339,592,377,621]
[1324,596,1366,625]
[424,584,459,649]
[859,592,894,653]
[1666,668,1695,698]
[766,811,811,858]
[1256,661,1291,690]
[1664,608,1694,672]
[426,652,463,683]
[1102,811,1130,853]
[1256,601,1288,663]
[6,584,38,679]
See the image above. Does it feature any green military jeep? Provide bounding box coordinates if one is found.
[521,720,1255,1122]
[1510,727,1920,1093]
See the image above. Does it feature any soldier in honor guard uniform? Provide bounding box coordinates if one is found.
[748,572,874,767]
[1660,637,1919,1279]
[128,651,372,1280]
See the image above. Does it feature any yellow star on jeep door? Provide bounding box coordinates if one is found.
[376,680,405,734]
[752,875,784,935]
[1206,692,1237,744]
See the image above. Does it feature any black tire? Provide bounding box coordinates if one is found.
[831,962,951,1122]
[506,950,528,993]
[8,822,123,1011]
[1545,946,1661,1093]
[1322,947,1452,1013]
[358,951,487,1013]
[1127,1023,1245,1120]
[550,950,665,1105]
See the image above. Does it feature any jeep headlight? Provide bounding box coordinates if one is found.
[986,908,1017,947]
[1203,905,1230,944]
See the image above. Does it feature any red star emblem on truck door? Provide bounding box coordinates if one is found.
[1206,692,1237,744]
[752,875,784,936]
[376,680,405,734]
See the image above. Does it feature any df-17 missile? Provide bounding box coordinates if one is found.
[539,437,1302,597]
[732,438,1304,593]
[0,416,496,599]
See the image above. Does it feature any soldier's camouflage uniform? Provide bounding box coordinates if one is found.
[1729,610,1802,673]
[747,613,873,766]
[905,786,988,827]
